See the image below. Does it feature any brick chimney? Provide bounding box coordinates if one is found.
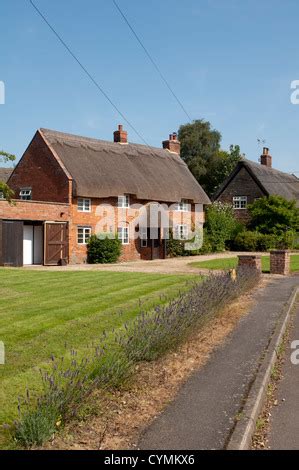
[260,147,272,168]
[114,124,128,144]
[162,132,181,155]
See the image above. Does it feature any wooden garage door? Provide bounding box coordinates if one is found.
[0,220,23,267]
[44,223,68,266]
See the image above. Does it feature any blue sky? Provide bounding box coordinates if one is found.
[1,0,299,173]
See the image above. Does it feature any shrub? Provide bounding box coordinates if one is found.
[198,229,213,254]
[248,195,299,235]
[87,234,121,264]
[233,230,296,252]
[205,202,239,252]
[233,230,260,251]
[166,232,187,257]
[256,233,277,251]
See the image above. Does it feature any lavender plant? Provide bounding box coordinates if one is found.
[11,268,259,448]
[122,268,259,362]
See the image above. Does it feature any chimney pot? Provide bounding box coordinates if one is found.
[163,132,181,155]
[114,124,128,144]
[260,147,272,168]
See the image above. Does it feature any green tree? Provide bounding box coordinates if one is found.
[248,195,299,235]
[178,120,243,196]
[0,150,15,201]
[207,145,243,196]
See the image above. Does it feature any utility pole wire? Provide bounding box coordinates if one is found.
[112,0,192,122]
[28,0,150,147]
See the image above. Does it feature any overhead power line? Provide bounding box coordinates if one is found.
[28,0,150,146]
[112,0,192,122]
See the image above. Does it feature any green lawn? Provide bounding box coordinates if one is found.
[0,269,194,448]
[189,254,299,273]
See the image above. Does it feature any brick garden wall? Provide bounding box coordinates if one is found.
[0,200,70,222]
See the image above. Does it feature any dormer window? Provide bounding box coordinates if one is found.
[20,188,32,201]
[118,195,130,208]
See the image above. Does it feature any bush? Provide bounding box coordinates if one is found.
[233,231,260,251]
[166,233,187,257]
[205,202,239,252]
[248,195,299,235]
[87,234,121,264]
[233,230,296,252]
[198,229,213,254]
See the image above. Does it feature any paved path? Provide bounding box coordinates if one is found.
[268,305,299,449]
[139,276,299,450]
[24,252,264,275]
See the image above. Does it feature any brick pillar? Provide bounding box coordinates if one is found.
[270,250,290,275]
[238,255,262,272]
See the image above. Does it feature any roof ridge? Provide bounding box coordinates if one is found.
[39,128,165,153]
[243,159,298,180]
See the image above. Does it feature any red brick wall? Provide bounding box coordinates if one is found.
[0,200,70,222]
[216,166,265,222]
[8,131,71,204]
[69,197,203,264]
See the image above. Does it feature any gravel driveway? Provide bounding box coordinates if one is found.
[24,252,263,275]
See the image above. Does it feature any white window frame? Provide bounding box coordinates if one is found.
[118,195,130,209]
[175,224,188,240]
[118,226,129,245]
[233,196,247,210]
[78,198,91,212]
[20,188,32,201]
[175,199,189,212]
[77,226,92,245]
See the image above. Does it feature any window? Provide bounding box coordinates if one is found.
[118,226,129,245]
[20,188,32,201]
[175,199,189,212]
[233,196,247,209]
[175,224,188,240]
[78,198,91,212]
[140,227,148,248]
[118,195,130,208]
[77,227,91,245]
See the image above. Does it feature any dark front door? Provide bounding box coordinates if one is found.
[44,223,68,266]
[0,220,23,267]
[150,227,161,260]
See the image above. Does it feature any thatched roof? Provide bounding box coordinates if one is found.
[0,168,13,183]
[214,159,299,202]
[40,129,210,204]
